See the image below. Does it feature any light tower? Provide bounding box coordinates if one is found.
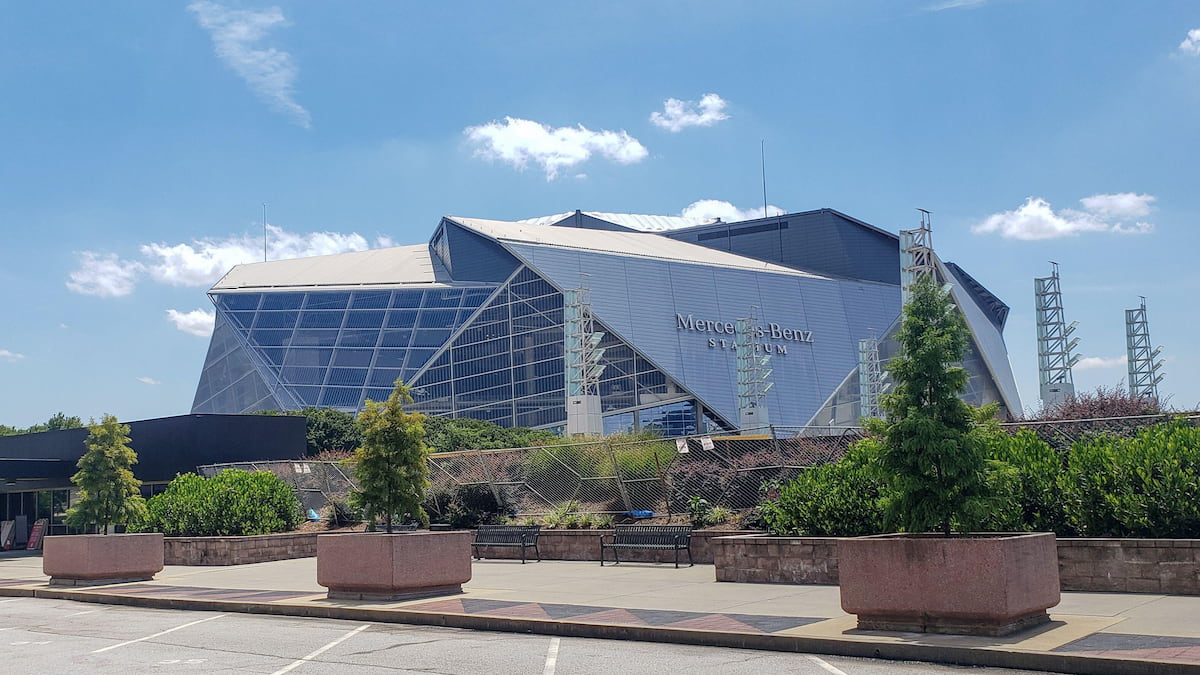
[1125,297,1164,401]
[899,209,936,304]
[564,284,606,437]
[857,336,885,420]
[735,312,773,431]
[1034,262,1080,408]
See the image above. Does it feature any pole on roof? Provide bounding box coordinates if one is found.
[263,203,268,262]
[760,140,768,219]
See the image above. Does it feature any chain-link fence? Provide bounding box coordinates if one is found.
[197,414,1198,519]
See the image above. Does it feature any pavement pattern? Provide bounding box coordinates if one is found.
[1,553,1199,673]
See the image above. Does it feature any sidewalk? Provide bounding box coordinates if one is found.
[1,554,1198,674]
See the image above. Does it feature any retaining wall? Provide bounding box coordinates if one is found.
[709,535,1200,596]
[164,532,318,566]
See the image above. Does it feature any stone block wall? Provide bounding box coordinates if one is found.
[1057,539,1200,595]
[711,535,840,584]
[472,529,752,564]
[164,532,318,566]
[709,535,1200,596]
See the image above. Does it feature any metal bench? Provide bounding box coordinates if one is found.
[600,525,694,568]
[472,525,541,564]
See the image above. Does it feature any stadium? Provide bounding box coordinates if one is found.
[191,208,1020,436]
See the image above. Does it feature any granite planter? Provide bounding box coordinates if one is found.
[42,533,165,586]
[838,532,1060,636]
[317,530,472,601]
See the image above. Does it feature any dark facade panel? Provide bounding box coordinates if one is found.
[0,414,306,492]
[666,208,901,285]
[441,221,521,281]
[945,261,1010,330]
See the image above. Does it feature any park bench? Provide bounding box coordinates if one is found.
[472,524,541,563]
[599,525,693,568]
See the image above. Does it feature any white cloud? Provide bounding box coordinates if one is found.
[464,117,648,180]
[66,252,143,297]
[972,194,1156,240]
[680,199,785,224]
[137,376,162,385]
[1075,355,1128,371]
[650,93,730,132]
[188,1,310,128]
[167,309,216,337]
[69,225,379,297]
[0,349,25,362]
[1180,28,1200,56]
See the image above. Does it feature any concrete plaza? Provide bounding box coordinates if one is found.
[1,552,1198,673]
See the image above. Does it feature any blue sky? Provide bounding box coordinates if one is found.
[1,1,1198,428]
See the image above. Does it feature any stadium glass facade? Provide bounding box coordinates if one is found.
[192,209,1021,434]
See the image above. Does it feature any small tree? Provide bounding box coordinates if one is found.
[870,275,989,535]
[350,380,430,533]
[65,414,148,534]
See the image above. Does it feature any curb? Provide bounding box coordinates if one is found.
[2,585,1195,675]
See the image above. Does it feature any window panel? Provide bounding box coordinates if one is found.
[299,311,345,329]
[280,367,326,385]
[346,310,386,329]
[291,329,338,347]
[260,292,304,310]
[337,330,379,347]
[374,349,406,368]
[333,349,374,367]
[368,368,403,387]
[390,291,425,309]
[328,368,367,386]
[249,329,292,347]
[385,310,418,328]
[319,387,362,407]
[411,329,450,347]
[219,294,262,311]
[254,311,298,329]
[304,292,350,310]
[418,309,457,329]
[284,348,333,367]
[350,290,392,309]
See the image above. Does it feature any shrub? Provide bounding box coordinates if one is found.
[760,441,886,537]
[1061,419,1200,538]
[542,500,581,529]
[1031,385,1164,421]
[140,470,302,537]
[977,426,1068,533]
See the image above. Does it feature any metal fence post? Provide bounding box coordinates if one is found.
[606,439,635,514]
[476,448,504,506]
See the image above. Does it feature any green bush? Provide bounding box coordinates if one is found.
[139,470,303,537]
[1061,419,1200,538]
[976,426,1068,533]
[760,441,886,537]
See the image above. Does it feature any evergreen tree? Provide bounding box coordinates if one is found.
[65,414,148,533]
[350,380,430,533]
[871,275,988,535]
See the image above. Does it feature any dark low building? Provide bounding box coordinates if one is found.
[0,413,306,538]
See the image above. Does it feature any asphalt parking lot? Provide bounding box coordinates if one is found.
[0,596,1062,674]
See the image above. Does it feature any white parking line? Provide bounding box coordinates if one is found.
[92,614,227,653]
[807,655,850,675]
[65,610,99,617]
[543,637,560,675]
[270,623,370,675]
[0,598,24,604]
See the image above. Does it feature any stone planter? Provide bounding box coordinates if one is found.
[838,532,1060,636]
[317,530,472,601]
[42,533,165,586]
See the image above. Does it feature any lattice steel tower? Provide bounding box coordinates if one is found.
[1125,297,1164,401]
[900,209,936,304]
[735,313,773,431]
[857,337,884,420]
[1034,262,1080,408]
[564,286,606,437]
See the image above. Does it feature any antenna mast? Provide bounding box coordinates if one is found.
[899,209,936,304]
[262,203,268,262]
[760,140,768,219]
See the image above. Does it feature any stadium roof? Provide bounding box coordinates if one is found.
[518,210,709,232]
[447,216,830,279]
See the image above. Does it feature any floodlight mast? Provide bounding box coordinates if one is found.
[1125,296,1164,401]
[564,281,606,437]
[900,209,936,304]
[735,309,773,433]
[857,336,885,420]
[1034,262,1080,408]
